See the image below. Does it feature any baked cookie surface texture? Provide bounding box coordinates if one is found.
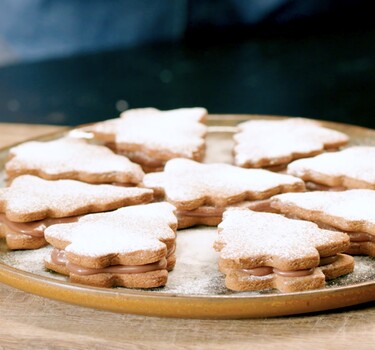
[87,107,208,172]
[44,202,177,288]
[272,189,375,256]
[234,118,348,169]
[143,158,305,228]
[215,209,354,292]
[287,146,375,190]
[5,137,144,185]
[0,175,153,250]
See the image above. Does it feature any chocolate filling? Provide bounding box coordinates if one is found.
[66,258,168,276]
[0,214,80,238]
[238,254,339,278]
[50,245,175,276]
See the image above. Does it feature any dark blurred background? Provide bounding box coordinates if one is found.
[0,0,374,127]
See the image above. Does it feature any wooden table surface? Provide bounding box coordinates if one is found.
[0,122,374,350]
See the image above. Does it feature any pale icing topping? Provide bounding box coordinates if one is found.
[44,202,177,259]
[6,137,144,184]
[0,175,153,222]
[272,190,375,235]
[234,118,348,167]
[216,209,349,266]
[287,146,375,187]
[143,158,305,210]
[90,107,207,157]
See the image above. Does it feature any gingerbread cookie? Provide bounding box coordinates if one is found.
[214,209,354,292]
[0,175,153,250]
[271,190,375,256]
[287,146,375,190]
[234,118,349,170]
[44,202,177,289]
[87,107,208,172]
[6,137,144,185]
[142,158,305,228]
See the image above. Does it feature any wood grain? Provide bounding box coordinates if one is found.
[0,122,374,349]
[0,123,66,149]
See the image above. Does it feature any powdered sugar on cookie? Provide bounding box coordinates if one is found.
[272,190,375,232]
[0,175,153,222]
[143,158,305,210]
[6,137,144,184]
[234,118,349,168]
[90,107,207,158]
[216,209,348,263]
[45,202,177,250]
[45,202,177,258]
[287,146,375,189]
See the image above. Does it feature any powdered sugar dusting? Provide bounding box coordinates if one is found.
[287,146,375,185]
[117,108,206,156]
[234,118,348,167]
[90,108,207,157]
[272,190,375,233]
[143,158,304,207]
[6,137,144,183]
[1,175,152,222]
[216,209,348,262]
[65,222,165,256]
[2,227,373,296]
[45,202,177,257]
[0,121,375,302]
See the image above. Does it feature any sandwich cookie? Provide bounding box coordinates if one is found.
[272,190,375,256]
[44,203,177,288]
[143,158,305,228]
[215,209,354,292]
[87,107,208,172]
[0,175,153,249]
[6,137,144,185]
[234,118,348,170]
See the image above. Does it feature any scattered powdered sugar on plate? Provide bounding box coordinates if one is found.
[0,243,65,280]
[161,227,227,295]
[327,256,375,287]
[1,225,373,296]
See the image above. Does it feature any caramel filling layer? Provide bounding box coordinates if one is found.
[0,214,80,238]
[51,245,175,276]
[238,255,339,278]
